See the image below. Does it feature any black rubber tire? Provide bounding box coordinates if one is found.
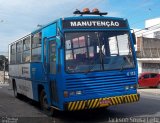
[13,82,19,98]
[40,89,54,116]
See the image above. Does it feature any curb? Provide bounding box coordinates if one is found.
[138,89,160,96]
[0,82,9,86]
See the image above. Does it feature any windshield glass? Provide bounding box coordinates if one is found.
[65,31,135,73]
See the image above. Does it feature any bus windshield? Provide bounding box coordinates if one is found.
[65,31,135,73]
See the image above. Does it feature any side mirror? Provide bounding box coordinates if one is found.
[56,36,61,48]
[131,33,136,45]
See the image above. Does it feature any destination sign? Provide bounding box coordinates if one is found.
[63,19,127,29]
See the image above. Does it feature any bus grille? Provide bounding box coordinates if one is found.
[65,74,136,95]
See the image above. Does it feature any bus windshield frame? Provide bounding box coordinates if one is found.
[64,31,135,74]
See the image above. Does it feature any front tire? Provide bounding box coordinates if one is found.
[40,89,54,116]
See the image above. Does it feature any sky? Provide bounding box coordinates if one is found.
[0,0,160,54]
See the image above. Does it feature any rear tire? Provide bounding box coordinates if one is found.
[40,89,54,116]
[13,82,19,98]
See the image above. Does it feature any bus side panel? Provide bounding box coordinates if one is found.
[9,64,34,99]
[30,63,49,102]
[40,23,58,106]
[30,23,58,103]
[42,23,57,39]
[55,19,66,110]
[9,64,30,78]
[15,78,33,99]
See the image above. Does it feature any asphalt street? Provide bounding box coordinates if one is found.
[0,85,160,123]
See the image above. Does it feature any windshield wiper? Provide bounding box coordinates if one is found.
[85,32,104,74]
[85,55,100,74]
[120,56,132,71]
[96,32,104,70]
[120,56,127,71]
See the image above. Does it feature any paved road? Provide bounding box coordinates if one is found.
[0,85,160,123]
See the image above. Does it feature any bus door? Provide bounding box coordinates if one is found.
[46,38,59,105]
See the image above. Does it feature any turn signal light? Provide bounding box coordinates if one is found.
[64,91,68,98]
[83,8,90,13]
[92,8,99,13]
[73,8,107,16]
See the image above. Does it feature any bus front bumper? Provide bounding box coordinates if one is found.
[65,94,140,111]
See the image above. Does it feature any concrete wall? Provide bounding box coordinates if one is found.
[0,71,8,82]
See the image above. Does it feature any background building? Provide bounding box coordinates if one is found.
[135,17,160,74]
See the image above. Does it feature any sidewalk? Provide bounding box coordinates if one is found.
[138,88,160,96]
[0,81,9,87]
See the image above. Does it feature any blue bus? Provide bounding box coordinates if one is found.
[9,8,140,114]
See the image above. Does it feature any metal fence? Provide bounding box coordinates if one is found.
[142,63,160,73]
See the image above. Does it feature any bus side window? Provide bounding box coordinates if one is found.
[16,40,23,63]
[49,41,56,74]
[31,32,42,62]
[23,37,31,62]
[10,44,16,64]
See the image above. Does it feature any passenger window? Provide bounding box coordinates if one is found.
[32,47,41,62]
[16,41,23,52]
[150,73,158,78]
[23,37,31,62]
[11,44,16,54]
[23,37,31,50]
[32,32,42,48]
[143,74,149,79]
[16,41,23,63]
[23,50,30,62]
[10,44,16,64]
[31,32,42,62]
[49,41,56,74]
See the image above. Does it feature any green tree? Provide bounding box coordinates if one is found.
[0,55,8,71]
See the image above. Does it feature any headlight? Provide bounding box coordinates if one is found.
[125,86,129,90]
[69,91,75,96]
[66,90,83,97]
[76,91,82,95]
[130,84,137,89]
[125,84,137,90]
[130,85,134,89]
[64,91,69,98]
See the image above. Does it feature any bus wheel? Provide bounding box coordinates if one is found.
[40,90,54,116]
[13,82,18,98]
